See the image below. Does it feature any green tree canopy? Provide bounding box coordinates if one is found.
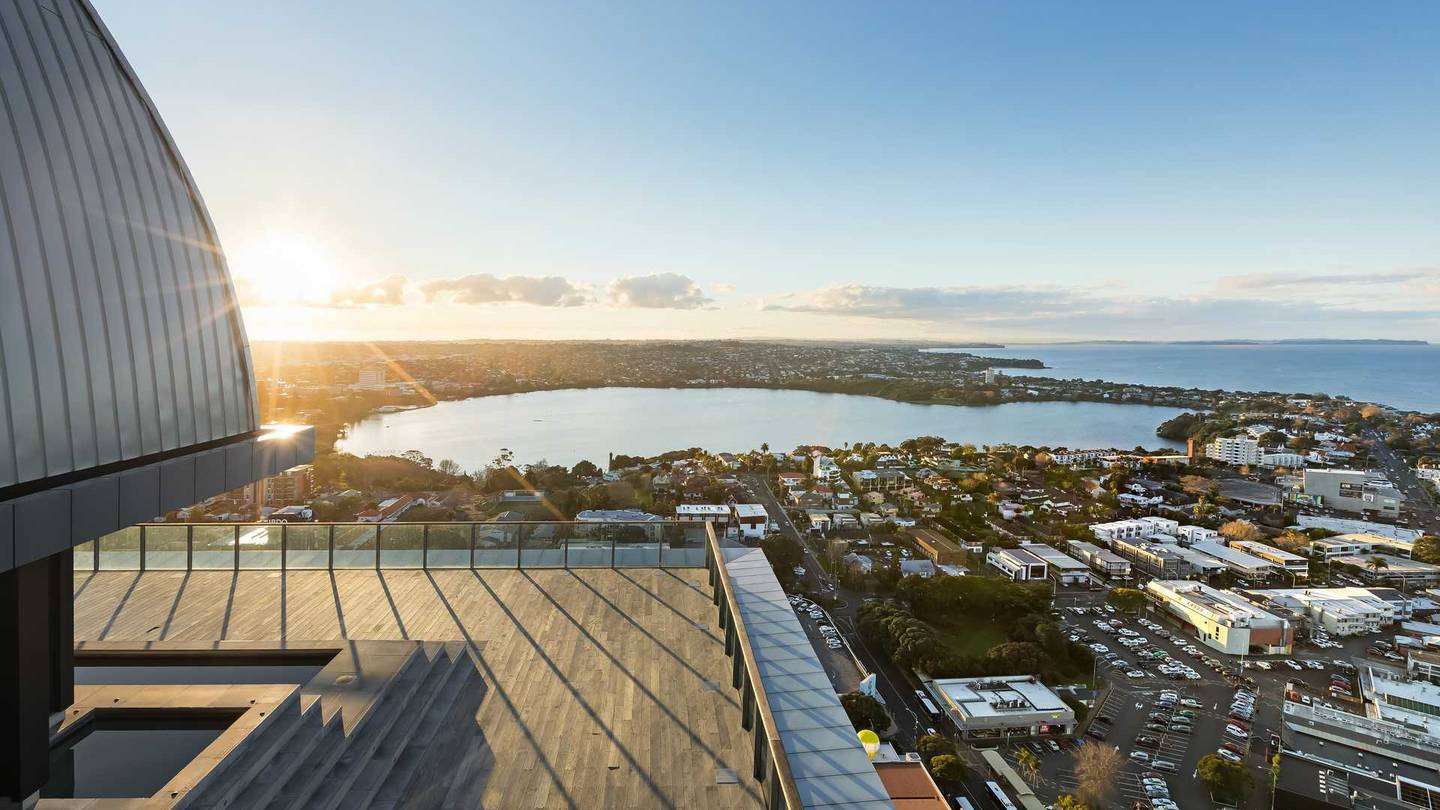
[928,754,967,784]
[1197,753,1253,803]
[839,692,891,733]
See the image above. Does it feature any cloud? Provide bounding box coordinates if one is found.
[764,281,1440,339]
[711,282,737,294]
[1219,268,1439,291]
[421,274,589,306]
[609,272,712,309]
[329,274,408,306]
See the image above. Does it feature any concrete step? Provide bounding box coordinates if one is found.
[307,644,460,810]
[185,689,310,809]
[358,644,482,809]
[267,646,436,810]
[227,701,339,810]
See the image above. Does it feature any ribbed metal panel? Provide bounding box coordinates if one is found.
[0,0,257,491]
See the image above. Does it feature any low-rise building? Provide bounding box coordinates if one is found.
[1145,580,1294,654]
[1018,543,1089,585]
[732,504,769,539]
[1243,586,1400,636]
[927,675,1075,740]
[900,559,937,579]
[986,547,1049,582]
[909,528,965,566]
[1333,554,1440,588]
[1189,540,1279,580]
[1301,468,1403,518]
[1229,540,1309,581]
[674,504,732,525]
[1067,540,1131,580]
[1112,538,1189,579]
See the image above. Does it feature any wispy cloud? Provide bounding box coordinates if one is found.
[609,272,712,309]
[421,273,589,306]
[328,274,408,306]
[1219,268,1439,291]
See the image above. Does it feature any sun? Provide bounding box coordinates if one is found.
[228,232,339,306]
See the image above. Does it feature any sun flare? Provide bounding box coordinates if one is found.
[228,232,338,305]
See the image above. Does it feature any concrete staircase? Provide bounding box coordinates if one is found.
[184,642,482,810]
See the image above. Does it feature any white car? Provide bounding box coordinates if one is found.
[1285,660,1303,670]
[1129,751,1151,762]
[1127,670,1146,679]
[1304,660,1325,670]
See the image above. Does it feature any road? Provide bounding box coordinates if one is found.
[1366,429,1439,533]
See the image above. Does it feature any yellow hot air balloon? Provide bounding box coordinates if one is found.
[857,729,880,761]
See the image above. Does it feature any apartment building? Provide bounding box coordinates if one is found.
[1146,581,1293,654]
[1206,436,1262,466]
[1067,540,1132,580]
[1112,538,1189,579]
[813,455,844,485]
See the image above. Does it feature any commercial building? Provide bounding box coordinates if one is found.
[1311,531,1417,559]
[1229,540,1309,581]
[1302,468,1404,518]
[1243,587,1399,636]
[1276,701,1440,810]
[1066,540,1132,580]
[1018,543,1090,585]
[1332,554,1440,588]
[1145,580,1294,654]
[986,547,1049,582]
[1298,514,1423,542]
[1188,540,1278,580]
[1205,436,1261,466]
[1162,545,1226,578]
[674,504,732,525]
[926,676,1076,740]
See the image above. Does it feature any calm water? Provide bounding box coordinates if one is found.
[337,387,1186,469]
[942,343,1440,412]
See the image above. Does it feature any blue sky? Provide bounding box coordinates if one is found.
[98,1,1440,341]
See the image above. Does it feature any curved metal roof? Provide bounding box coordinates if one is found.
[0,0,257,494]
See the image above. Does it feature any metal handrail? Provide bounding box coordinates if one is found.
[703,524,802,809]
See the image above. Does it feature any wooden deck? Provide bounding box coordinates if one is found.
[73,568,764,809]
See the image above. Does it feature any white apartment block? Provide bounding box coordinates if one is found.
[1260,452,1308,468]
[1089,516,1178,544]
[1206,436,1262,466]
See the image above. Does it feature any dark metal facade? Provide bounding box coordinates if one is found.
[0,0,257,495]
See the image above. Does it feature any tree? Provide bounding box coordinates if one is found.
[1106,587,1146,615]
[984,641,1045,673]
[1072,743,1121,808]
[928,754,967,785]
[1220,520,1263,543]
[1273,529,1311,554]
[840,692,890,733]
[570,459,602,478]
[1367,555,1390,577]
[1413,535,1440,565]
[1015,747,1041,784]
[1197,753,1253,803]
[916,733,955,762]
[1054,795,1090,810]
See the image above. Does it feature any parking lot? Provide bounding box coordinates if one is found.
[994,588,1381,809]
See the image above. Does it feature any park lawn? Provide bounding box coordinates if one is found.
[932,619,1007,659]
